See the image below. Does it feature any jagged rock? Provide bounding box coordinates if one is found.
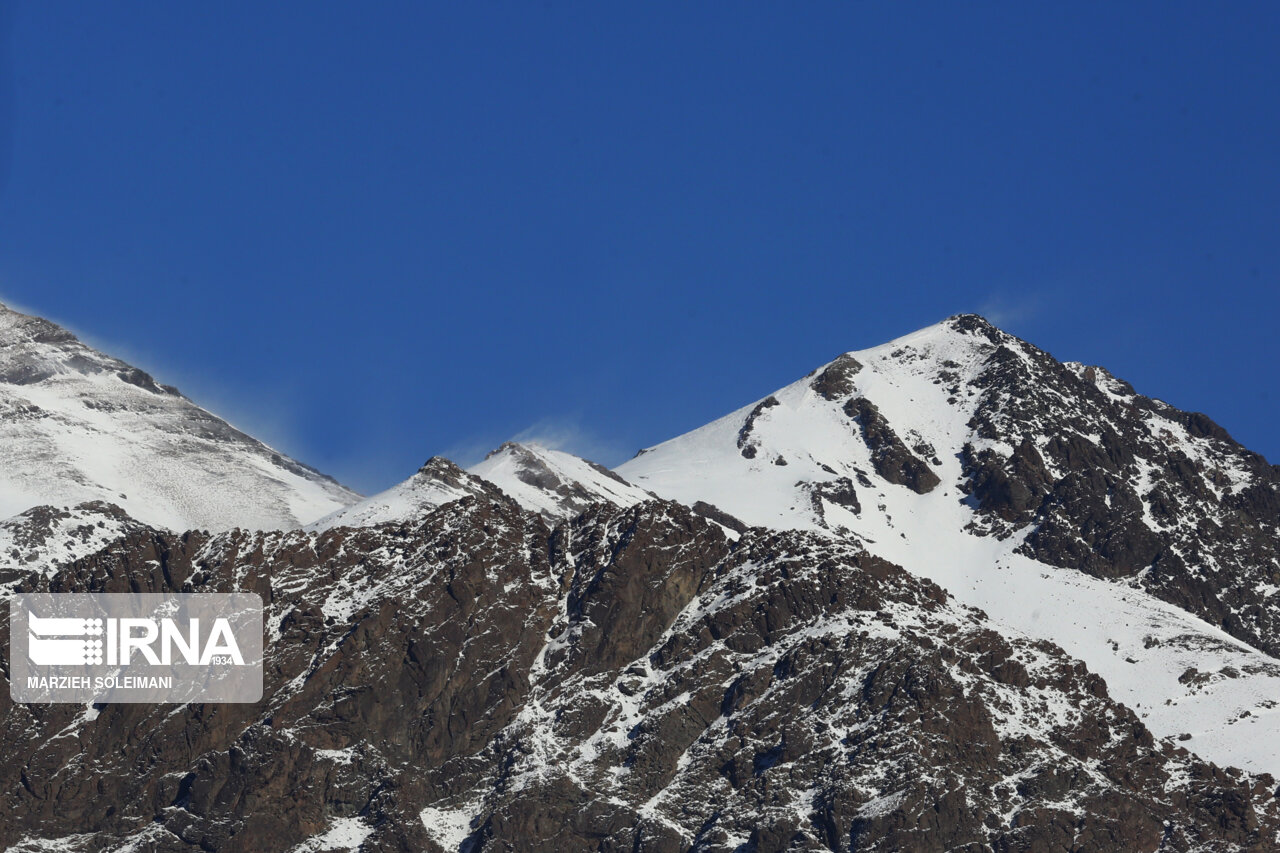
[803,477,862,525]
[809,354,863,401]
[954,321,1280,656]
[689,501,748,534]
[962,439,1052,525]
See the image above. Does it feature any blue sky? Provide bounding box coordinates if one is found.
[0,2,1277,493]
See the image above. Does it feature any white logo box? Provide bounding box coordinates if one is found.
[11,593,263,703]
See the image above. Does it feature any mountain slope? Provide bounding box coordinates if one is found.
[618,314,1280,775]
[0,303,358,531]
[2,498,1276,852]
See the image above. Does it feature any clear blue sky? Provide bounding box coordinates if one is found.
[1,2,1276,493]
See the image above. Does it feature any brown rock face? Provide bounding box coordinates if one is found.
[1,496,1277,852]
[948,315,1280,658]
[809,354,864,401]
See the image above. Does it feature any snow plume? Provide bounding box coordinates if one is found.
[509,417,632,468]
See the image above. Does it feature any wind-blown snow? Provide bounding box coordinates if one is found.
[0,303,358,531]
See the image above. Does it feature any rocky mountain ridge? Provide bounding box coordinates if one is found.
[2,496,1278,852]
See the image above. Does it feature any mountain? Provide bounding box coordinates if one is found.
[308,457,504,530]
[618,314,1280,777]
[0,302,359,531]
[468,442,655,521]
[4,307,1280,852]
[314,442,655,530]
[3,497,1277,852]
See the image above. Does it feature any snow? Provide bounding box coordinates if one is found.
[0,503,145,579]
[308,459,491,531]
[420,805,474,849]
[618,317,1280,777]
[469,442,653,521]
[2,835,97,852]
[313,747,357,764]
[102,825,187,852]
[0,302,359,531]
[287,817,373,852]
[313,441,654,531]
[857,789,909,818]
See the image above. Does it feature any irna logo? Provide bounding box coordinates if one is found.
[11,593,263,704]
[26,612,245,667]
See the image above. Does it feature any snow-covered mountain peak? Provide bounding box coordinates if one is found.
[0,300,175,393]
[309,456,505,531]
[0,303,359,531]
[812,313,1015,393]
[312,442,657,531]
[837,311,1008,358]
[415,455,468,478]
[617,314,1024,534]
[617,315,1280,773]
[468,441,654,521]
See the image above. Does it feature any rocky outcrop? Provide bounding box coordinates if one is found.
[803,476,862,527]
[738,396,781,459]
[689,501,748,534]
[1,496,1277,852]
[0,501,150,586]
[844,398,940,495]
[809,354,863,401]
